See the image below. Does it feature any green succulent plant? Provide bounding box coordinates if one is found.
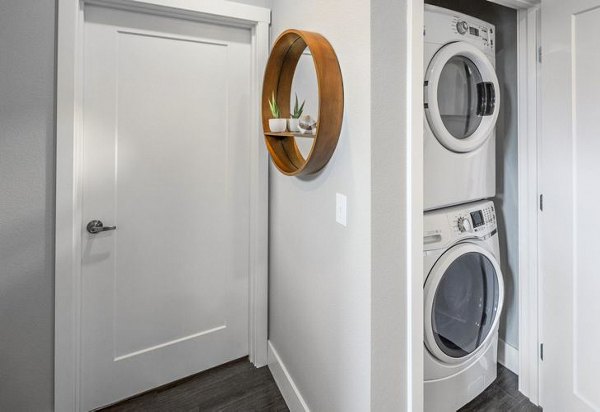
[291,94,306,119]
[268,91,281,118]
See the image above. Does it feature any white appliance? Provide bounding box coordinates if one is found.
[424,200,504,411]
[424,5,500,211]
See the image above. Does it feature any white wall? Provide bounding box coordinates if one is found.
[268,2,423,410]
[267,1,372,411]
[0,1,56,410]
[371,0,424,409]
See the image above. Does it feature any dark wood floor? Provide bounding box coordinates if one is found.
[101,359,539,412]
[459,364,542,411]
[99,357,288,412]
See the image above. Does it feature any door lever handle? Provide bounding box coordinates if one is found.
[86,220,117,234]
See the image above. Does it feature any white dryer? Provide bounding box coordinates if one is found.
[424,200,504,412]
[424,5,500,211]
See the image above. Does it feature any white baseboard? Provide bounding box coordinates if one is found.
[498,338,519,375]
[267,341,309,412]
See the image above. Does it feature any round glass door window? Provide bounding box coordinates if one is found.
[437,56,483,139]
[432,252,500,358]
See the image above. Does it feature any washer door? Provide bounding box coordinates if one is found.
[424,242,504,364]
[425,42,500,153]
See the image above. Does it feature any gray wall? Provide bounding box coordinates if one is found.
[0,1,56,410]
[267,1,372,410]
[371,1,423,409]
[425,0,519,349]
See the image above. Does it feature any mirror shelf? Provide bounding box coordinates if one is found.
[261,29,343,176]
[264,131,316,138]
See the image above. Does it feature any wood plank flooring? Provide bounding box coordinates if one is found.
[101,359,539,411]
[99,357,288,412]
[459,364,542,411]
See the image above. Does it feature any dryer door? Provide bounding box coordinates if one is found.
[424,242,504,364]
[425,41,500,153]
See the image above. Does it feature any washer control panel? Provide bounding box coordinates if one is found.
[424,200,497,252]
[449,202,496,236]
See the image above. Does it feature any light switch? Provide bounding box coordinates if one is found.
[336,193,347,226]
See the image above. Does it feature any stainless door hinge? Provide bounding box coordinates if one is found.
[540,343,544,361]
[539,194,544,211]
[538,46,542,63]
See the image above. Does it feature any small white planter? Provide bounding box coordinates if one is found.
[269,118,287,133]
[288,118,300,132]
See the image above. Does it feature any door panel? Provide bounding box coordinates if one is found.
[81,6,251,411]
[113,30,230,359]
[572,7,600,408]
[541,1,600,410]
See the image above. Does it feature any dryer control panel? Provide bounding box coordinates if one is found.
[424,4,496,54]
[452,17,493,48]
[423,200,497,252]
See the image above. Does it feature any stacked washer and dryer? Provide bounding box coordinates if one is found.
[423,5,505,411]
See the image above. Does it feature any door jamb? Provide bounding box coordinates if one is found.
[55,1,270,411]
[515,4,541,406]
[413,0,542,406]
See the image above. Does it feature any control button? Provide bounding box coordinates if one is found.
[456,21,469,35]
[457,216,472,233]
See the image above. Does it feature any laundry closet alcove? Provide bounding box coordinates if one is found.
[262,29,344,176]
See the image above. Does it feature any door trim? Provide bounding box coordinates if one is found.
[515,4,541,405]
[55,1,270,411]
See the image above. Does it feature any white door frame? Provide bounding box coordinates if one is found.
[412,0,542,406]
[514,3,541,406]
[493,1,543,405]
[55,1,270,411]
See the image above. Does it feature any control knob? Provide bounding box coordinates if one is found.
[456,21,469,35]
[457,216,472,233]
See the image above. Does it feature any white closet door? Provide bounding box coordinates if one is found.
[540,1,600,410]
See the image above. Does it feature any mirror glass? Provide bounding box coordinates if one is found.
[290,49,319,159]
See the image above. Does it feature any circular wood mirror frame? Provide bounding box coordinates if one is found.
[262,29,344,176]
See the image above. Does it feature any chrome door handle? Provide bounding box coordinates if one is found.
[86,220,117,234]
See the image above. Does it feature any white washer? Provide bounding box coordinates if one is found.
[424,5,500,211]
[424,200,504,412]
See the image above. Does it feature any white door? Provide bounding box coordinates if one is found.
[80,6,251,411]
[540,0,600,410]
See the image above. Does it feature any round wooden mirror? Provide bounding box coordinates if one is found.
[261,29,344,176]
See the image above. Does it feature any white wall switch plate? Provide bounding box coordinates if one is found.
[336,193,347,226]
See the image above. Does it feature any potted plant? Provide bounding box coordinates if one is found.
[288,94,305,132]
[268,91,287,133]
